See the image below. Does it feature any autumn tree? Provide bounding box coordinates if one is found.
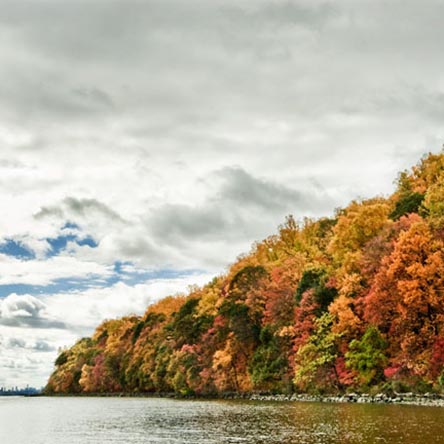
[294,313,342,393]
[365,221,444,381]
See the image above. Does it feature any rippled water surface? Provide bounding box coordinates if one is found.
[1,396,444,443]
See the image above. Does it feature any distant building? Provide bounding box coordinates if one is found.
[0,386,42,396]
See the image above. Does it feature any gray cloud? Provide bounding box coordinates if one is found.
[7,337,26,348]
[222,2,337,32]
[0,0,440,129]
[147,167,333,259]
[113,234,166,262]
[2,337,54,352]
[63,198,125,221]
[33,340,56,352]
[149,203,232,242]
[0,159,27,169]
[35,197,125,223]
[72,88,115,110]
[0,294,67,330]
[216,166,304,211]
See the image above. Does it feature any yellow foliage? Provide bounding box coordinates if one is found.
[422,172,444,227]
[329,198,391,264]
[410,152,444,194]
[329,294,361,338]
[145,295,187,317]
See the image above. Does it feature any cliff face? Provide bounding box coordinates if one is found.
[46,153,444,395]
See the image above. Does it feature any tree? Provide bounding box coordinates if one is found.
[365,221,444,379]
[345,326,387,386]
[249,326,292,392]
[422,173,444,228]
[389,191,424,221]
[329,198,391,266]
[294,313,341,392]
[45,338,97,394]
[295,267,337,315]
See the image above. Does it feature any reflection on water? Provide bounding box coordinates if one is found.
[1,396,444,444]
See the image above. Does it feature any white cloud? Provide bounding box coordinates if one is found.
[0,294,65,329]
[0,254,112,286]
[43,272,215,332]
[0,294,46,320]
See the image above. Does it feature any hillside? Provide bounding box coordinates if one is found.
[45,152,444,395]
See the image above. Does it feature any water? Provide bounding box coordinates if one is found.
[1,396,444,443]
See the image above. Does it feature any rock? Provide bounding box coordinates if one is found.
[345,393,358,402]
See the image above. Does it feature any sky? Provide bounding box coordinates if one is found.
[1,0,444,388]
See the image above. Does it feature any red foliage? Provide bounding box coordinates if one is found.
[293,289,319,351]
[384,366,402,380]
[335,357,356,387]
[430,337,444,379]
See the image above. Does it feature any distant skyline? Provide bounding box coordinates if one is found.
[1,0,444,387]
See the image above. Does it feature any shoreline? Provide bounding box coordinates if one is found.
[248,392,444,407]
[44,391,444,407]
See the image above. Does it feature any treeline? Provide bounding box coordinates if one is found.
[46,153,444,395]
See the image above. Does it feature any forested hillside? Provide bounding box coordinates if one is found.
[46,153,444,395]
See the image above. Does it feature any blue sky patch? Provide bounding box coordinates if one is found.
[0,239,35,260]
[0,277,107,298]
[46,233,98,257]
[0,261,205,298]
[113,261,204,285]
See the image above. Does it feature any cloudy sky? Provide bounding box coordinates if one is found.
[1,0,444,388]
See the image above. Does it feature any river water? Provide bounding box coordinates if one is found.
[1,396,444,443]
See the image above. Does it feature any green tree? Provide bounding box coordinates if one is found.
[249,326,291,392]
[345,326,387,386]
[389,192,424,220]
[294,313,341,392]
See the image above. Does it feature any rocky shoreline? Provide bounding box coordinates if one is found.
[246,392,444,407]
[47,391,444,407]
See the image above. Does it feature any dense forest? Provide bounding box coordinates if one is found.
[46,153,444,395]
